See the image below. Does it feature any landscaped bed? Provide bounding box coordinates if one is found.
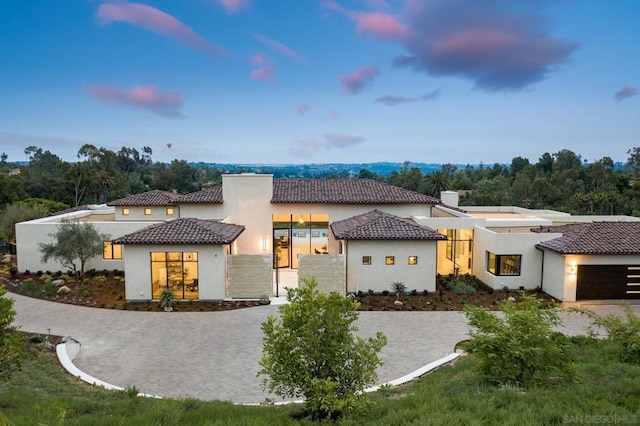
[1,262,558,312]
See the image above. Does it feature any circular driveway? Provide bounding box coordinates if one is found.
[10,293,635,404]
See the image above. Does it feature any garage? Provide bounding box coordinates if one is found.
[576,265,640,300]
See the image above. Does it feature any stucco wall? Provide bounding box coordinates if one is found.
[226,254,272,298]
[114,206,177,221]
[15,216,158,273]
[178,204,225,220]
[124,244,226,301]
[472,227,560,290]
[541,252,567,301]
[345,240,437,294]
[298,254,346,294]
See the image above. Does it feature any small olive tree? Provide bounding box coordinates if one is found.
[464,293,574,387]
[0,285,26,378]
[258,276,387,421]
[39,221,107,283]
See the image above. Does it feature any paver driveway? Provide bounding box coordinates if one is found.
[9,293,638,404]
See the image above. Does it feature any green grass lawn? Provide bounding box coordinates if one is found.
[1,336,639,425]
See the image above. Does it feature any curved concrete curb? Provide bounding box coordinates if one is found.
[56,338,160,399]
[247,351,463,406]
[57,336,462,405]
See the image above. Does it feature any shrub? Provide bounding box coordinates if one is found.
[451,280,477,295]
[391,282,405,296]
[573,302,640,364]
[464,292,574,387]
[258,276,387,421]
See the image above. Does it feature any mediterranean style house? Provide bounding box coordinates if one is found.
[15,173,640,302]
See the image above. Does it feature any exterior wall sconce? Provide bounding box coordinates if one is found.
[261,237,268,251]
[569,263,577,277]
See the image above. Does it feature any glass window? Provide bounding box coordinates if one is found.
[103,242,122,260]
[408,256,418,265]
[362,256,372,265]
[487,252,521,276]
[144,208,152,215]
[166,207,174,215]
[122,208,129,215]
[385,256,395,265]
[151,251,198,300]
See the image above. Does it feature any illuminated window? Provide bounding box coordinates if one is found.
[103,242,122,260]
[362,256,372,265]
[385,256,395,265]
[144,208,152,215]
[122,208,130,215]
[166,207,174,215]
[487,252,521,276]
[408,256,418,265]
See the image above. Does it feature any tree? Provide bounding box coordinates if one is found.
[0,203,49,243]
[258,277,387,420]
[39,221,107,283]
[464,293,574,387]
[0,285,26,378]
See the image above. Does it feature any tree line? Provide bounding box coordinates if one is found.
[2,146,640,243]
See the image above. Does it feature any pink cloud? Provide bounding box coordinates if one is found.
[296,104,311,116]
[615,86,638,102]
[85,85,184,118]
[340,65,380,94]
[325,110,341,121]
[96,1,228,57]
[250,54,276,81]
[322,1,407,41]
[393,0,578,91]
[252,33,307,63]
[216,0,249,13]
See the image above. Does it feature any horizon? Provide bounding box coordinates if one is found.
[1,1,638,165]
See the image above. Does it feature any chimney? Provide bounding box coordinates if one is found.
[440,190,459,207]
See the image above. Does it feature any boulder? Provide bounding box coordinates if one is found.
[393,300,403,307]
[507,296,516,302]
[52,279,66,287]
[57,286,71,295]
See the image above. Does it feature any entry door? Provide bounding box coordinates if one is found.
[274,229,290,268]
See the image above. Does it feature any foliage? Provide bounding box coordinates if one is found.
[573,302,640,364]
[258,276,387,420]
[38,221,108,282]
[0,286,26,379]
[0,203,49,243]
[464,293,574,387]
[391,281,406,296]
[159,288,175,310]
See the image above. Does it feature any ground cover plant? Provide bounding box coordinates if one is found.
[0,330,638,424]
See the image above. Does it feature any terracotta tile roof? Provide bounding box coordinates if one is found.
[534,221,640,255]
[112,218,244,245]
[107,190,180,206]
[272,178,441,204]
[331,210,446,241]
[50,205,92,216]
[175,187,223,204]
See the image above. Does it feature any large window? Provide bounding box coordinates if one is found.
[487,252,521,276]
[150,252,198,299]
[103,242,122,260]
[273,213,329,269]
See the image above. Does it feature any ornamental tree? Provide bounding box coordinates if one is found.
[39,221,107,283]
[258,276,387,421]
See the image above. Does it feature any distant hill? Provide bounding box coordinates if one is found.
[194,162,472,177]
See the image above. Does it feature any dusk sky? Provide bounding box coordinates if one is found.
[1,0,638,165]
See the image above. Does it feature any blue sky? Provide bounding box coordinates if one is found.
[1,0,638,165]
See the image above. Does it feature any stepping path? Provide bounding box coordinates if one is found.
[8,293,639,404]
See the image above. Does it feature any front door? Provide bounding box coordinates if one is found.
[274,229,290,268]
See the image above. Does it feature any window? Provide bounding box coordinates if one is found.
[122,208,129,216]
[487,252,521,276]
[408,256,418,265]
[166,207,174,215]
[103,242,122,260]
[385,256,395,265]
[151,251,198,300]
[144,208,152,215]
[362,256,372,265]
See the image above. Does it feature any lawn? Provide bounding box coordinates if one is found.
[0,334,638,425]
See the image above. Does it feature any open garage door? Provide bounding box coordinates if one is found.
[576,265,640,300]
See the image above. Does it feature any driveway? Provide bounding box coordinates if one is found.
[9,293,638,404]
